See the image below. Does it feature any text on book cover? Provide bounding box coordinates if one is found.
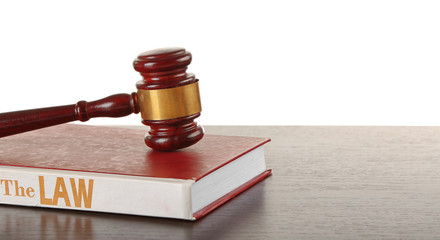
[0,176,94,209]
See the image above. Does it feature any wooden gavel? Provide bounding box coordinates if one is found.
[0,47,204,151]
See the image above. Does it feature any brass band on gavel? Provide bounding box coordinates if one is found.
[137,81,202,121]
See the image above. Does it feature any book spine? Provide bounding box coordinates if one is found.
[0,166,194,220]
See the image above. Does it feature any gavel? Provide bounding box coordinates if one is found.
[0,47,204,151]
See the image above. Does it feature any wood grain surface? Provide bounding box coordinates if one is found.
[1,126,440,239]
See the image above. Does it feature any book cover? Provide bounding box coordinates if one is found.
[0,124,271,220]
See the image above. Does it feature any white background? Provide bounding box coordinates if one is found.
[1,0,439,126]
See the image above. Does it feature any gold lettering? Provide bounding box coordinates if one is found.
[14,180,26,197]
[39,176,54,205]
[1,179,13,196]
[70,178,94,208]
[26,187,35,198]
[53,177,71,207]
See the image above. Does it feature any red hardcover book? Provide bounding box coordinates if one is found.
[0,124,271,220]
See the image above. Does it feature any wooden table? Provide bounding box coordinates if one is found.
[2,126,440,239]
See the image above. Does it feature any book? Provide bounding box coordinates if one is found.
[0,124,271,220]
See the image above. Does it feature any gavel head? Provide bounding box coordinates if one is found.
[133,47,204,151]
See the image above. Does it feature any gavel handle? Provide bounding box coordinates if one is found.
[0,93,139,138]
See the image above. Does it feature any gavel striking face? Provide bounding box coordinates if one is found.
[0,47,204,151]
